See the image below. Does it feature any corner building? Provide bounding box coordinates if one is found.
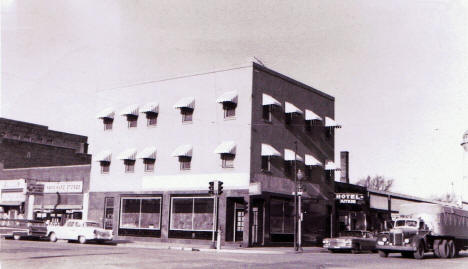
[88,62,340,247]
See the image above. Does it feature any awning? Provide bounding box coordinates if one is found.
[261,144,281,157]
[117,148,137,160]
[284,149,303,162]
[305,154,322,166]
[140,102,159,114]
[285,102,303,115]
[172,144,193,157]
[262,93,281,106]
[216,91,238,104]
[214,141,236,154]
[325,117,342,128]
[305,109,322,121]
[96,107,115,119]
[94,150,112,162]
[325,161,340,171]
[120,104,139,116]
[0,201,22,206]
[34,205,82,210]
[174,97,195,109]
[136,146,157,159]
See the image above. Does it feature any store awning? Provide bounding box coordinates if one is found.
[117,148,137,160]
[214,141,236,154]
[284,149,303,162]
[140,102,159,114]
[261,144,281,157]
[0,201,22,206]
[305,154,322,166]
[174,97,195,109]
[262,93,281,106]
[34,205,82,210]
[172,144,193,157]
[305,109,322,121]
[216,91,238,104]
[325,161,340,171]
[136,146,157,159]
[94,150,112,162]
[285,102,303,115]
[96,107,115,119]
[120,104,139,116]
[325,117,342,128]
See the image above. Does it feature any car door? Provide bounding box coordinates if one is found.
[63,221,76,240]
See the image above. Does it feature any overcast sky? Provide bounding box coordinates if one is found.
[1,0,468,199]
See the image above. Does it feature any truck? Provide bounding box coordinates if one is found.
[0,219,48,240]
[376,203,468,259]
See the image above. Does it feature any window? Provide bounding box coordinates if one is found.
[223,102,236,118]
[127,115,138,128]
[262,105,271,122]
[120,197,161,230]
[181,108,193,123]
[124,159,135,173]
[236,210,244,232]
[270,199,294,234]
[170,197,213,231]
[261,156,271,172]
[100,161,110,173]
[144,158,155,172]
[146,112,158,126]
[179,156,191,170]
[104,197,114,230]
[221,153,235,168]
[103,118,113,131]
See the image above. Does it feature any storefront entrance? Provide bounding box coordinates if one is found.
[250,199,264,246]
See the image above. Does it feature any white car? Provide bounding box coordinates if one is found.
[47,220,113,244]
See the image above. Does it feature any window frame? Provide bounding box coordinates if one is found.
[126,115,138,128]
[180,107,194,123]
[179,156,192,170]
[222,102,237,119]
[261,156,271,172]
[221,153,235,168]
[169,196,214,232]
[145,112,158,127]
[262,105,272,122]
[143,158,155,172]
[124,159,135,173]
[103,118,113,131]
[119,196,162,230]
[100,161,110,174]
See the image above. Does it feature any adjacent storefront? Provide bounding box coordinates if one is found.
[0,179,26,219]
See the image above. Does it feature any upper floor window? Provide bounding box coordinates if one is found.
[100,161,110,174]
[96,150,112,174]
[214,141,236,168]
[174,97,195,124]
[261,156,271,172]
[284,102,303,125]
[217,91,238,119]
[181,108,193,123]
[126,115,138,128]
[325,116,342,137]
[262,105,271,122]
[141,102,159,127]
[120,104,139,129]
[179,156,191,170]
[146,113,158,126]
[124,160,135,173]
[117,148,137,173]
[262,93,281,122]
[137,146,157,172]
[261,143,281,172]
[223,103,236,118]
[97,107,115,131]
[172,144,193,171]
[144,158,155,172]
[221,153,235,168]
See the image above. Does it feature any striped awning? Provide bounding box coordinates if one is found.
[284,149,303,162]
[174,97,195,109]
[96,108,115,119]
[262,93,281,106]
[172,144,193,157]
[305,154,322,166]
[325,161,340,171]
[261,144,281,157]
[285,102,303,115]
[117,148,137,160]
[325,117,341,128]
[305,109,322,121]
[140,102,159,114]
[216,91,238,104]
[214,141,236,154]
[136,146,157,159]
[94,150,112,162]
[120,104,139,116]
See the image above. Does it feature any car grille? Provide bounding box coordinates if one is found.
[392,233,403,246]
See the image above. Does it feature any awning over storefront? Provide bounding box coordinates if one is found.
[174,97,195,109]
[136,146,157,159]
[305,154,322,166]
[325,116,342,128]
[120,104,139,116]
[0,201,22,206]
[33,205,82,210]
[216,91,238,104]
[96,107,115,119]
[261,144,281,157]
[172,144,193,157]
[117,148,137,160]
[262,93,281,106]
[305,109,322,121]
[140,102,159,114]
[94,150,112,162]
[285,102,303,115]
[284,149,303,162]
[325,161,340,171]
[214,141,236,154]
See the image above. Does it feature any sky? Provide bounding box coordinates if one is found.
[1,0,468,199]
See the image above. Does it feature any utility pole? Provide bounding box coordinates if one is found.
[293,142,298,252]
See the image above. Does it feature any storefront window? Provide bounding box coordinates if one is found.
[270,199,294,234]
[120,197,161,230]
[104,197,114,230]
[170,197,213,231]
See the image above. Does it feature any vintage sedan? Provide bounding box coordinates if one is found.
[47,220,113,244]
[322,230,377,253]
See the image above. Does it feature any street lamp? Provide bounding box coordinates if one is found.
[297,169,304,252]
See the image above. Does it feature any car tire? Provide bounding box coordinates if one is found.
[13,234,21,240]
[78,236,86,244]
[433,239,441,258]
[413,241,425,260]
[448,240,455,258]
[49,232,57,242]
[378,250,388,258]
[439,240,450,259]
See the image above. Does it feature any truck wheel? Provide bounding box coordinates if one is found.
[378,250,389,258]
[448,240,455,258]
[78,236,86,244]
[433,239,441,258]
[439,240,450,258]
[49,232,57,242]
[13,234,21,240]
[413,241,425,259]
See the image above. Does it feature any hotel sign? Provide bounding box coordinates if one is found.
[336,193,365,204]
[40,181,83,193]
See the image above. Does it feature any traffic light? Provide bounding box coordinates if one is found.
[217,181,223,195]
[209,181,215,195]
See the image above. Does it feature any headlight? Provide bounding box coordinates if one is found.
[404,238,410,244]
[382,237,387,242]
[323,240,329,244]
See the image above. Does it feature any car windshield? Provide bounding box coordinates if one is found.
[86,222,100,228]
[395,220,417,227]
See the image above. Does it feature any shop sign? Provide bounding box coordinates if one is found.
[41,181,83,193]
[0,179,26,189]
[336,193,365,204]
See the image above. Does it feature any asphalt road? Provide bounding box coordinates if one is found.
[1,239,468,269]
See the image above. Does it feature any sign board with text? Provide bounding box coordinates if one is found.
[336,193,365,204]
[40,181,83,193]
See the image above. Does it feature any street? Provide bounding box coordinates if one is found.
[1,239,468,269]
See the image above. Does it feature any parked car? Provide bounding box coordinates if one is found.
[0,219,48,240]
[47,219,113,244]
[322,230,377,253]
